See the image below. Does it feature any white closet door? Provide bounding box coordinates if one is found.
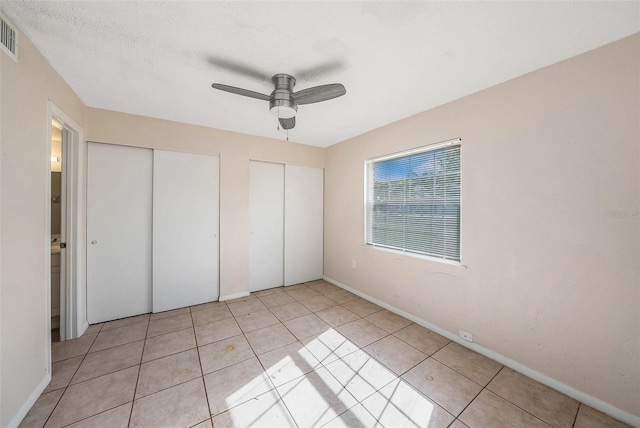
[284,165,324,286]
[249,161,285,292]
[87,142,153,323]
[153,150,220,312]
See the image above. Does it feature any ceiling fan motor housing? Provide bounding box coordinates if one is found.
[269,74,298,119]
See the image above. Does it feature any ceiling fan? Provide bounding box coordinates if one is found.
[211,74,346,130]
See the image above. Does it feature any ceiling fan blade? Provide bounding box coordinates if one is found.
[211,83,270,101]
[279,117,296,130]
[295,60,344,81]
[293,84,346,105]
[207,56,271,82]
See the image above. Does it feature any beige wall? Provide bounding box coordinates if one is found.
[0,30,87,426]
[86,108,325,299]
[324,33,640,417]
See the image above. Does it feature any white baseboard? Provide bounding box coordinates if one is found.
[219,291,250,302]
[79,320,89,337]
[323,275,640,427]
[7,373,52,428]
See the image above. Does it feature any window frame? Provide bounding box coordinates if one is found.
[363,138,462,264]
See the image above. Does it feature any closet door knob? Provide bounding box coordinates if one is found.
[91,240,97,245]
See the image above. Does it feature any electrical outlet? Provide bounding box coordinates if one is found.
[459,330,473,342]
[351,260,357,269]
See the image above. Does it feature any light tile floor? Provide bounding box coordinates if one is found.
[21,280,630,428]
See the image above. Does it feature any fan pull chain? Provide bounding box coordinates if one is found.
[286,129,289,141]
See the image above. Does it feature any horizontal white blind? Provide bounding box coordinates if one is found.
[366,142,461,261]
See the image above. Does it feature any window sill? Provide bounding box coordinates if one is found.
[362,244,466,268]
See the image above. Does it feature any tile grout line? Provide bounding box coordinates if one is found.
[480,370,565,428]
[43,325,103,427]
[452,365,560,427]
[39,377,65,426]
[453,363,505,424]
[429,342,498,386]
[126,317,151,427]
[571,403,583,428]
[396,367,460,424]
[86,320,149,355]
[192,306,215,426]
[142,326,198,363]
[206,299,264,418]
[203,299,292,422]
[243,317,300,427]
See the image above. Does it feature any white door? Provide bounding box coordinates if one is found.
[153,150,220,312]
[249,161,285,292]
[284,165,324,286]
[87,143,153,323]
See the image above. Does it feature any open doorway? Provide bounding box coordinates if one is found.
[46,101,86,359]
[50,120,66,341]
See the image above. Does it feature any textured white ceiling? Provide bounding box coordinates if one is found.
[1,1,638,147]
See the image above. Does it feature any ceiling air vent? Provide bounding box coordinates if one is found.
[0,14,17,61]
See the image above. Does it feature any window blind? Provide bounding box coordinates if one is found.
[365,141,461,261]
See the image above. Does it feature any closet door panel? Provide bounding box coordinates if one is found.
[87,142,153,323]
[249,161,285,292]
[284,165,323,286]
[153,150,220,312]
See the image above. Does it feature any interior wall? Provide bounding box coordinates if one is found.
[85,108,325,299]
[0,29,87,426]
[324,34,640,417]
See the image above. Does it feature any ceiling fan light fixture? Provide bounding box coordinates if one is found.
[269,98,297,118]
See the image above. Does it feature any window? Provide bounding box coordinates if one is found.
[365,139,461,262]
